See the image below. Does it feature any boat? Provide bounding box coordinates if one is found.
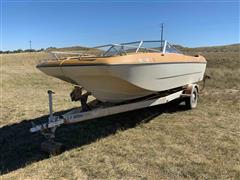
[37,40,207,103]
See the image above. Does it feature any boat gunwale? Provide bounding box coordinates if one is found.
[37,61,207,68]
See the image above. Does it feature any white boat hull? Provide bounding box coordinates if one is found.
[39,62,206,102]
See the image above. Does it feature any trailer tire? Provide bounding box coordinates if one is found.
[185,86,198,109]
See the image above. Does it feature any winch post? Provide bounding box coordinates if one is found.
[48,90,55,122]
[41,90,64,155]
[44,90,58,139]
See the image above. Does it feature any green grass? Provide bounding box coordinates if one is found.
[0,45,240,179]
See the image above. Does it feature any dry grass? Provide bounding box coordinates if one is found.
[1,52,77,127]
[0,49,240,179]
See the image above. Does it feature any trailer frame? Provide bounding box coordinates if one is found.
[30,84,199,154]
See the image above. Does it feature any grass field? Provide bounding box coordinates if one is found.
[0,45,240,179]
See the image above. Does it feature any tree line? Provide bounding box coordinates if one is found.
[0,48,46,54]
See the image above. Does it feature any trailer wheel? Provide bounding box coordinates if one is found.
[185,86,198,109]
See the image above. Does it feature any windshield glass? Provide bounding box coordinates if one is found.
[164,42,181,53]
[50,41,182,59]
[89,41,165,57]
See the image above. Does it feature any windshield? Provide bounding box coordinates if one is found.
[89,41,181,57]
[50,40,182,59]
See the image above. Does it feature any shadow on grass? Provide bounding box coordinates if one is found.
[0,99,188,175]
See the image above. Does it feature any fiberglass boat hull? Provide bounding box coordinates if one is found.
[37,53,206,102]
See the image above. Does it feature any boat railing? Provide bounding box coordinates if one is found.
[47,40,181,60]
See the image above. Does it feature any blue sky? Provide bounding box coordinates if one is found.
[1,0,239,50]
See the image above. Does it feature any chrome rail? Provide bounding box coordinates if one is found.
[48,40,182,60]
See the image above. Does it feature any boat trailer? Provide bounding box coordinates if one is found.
[30,84,199,154]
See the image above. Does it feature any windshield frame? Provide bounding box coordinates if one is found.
[50,40,182,60]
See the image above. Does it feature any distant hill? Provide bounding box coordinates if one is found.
[52,43,239,54]
[175,43,240,53]
[175,44,239,69]
[46,46,91,52]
